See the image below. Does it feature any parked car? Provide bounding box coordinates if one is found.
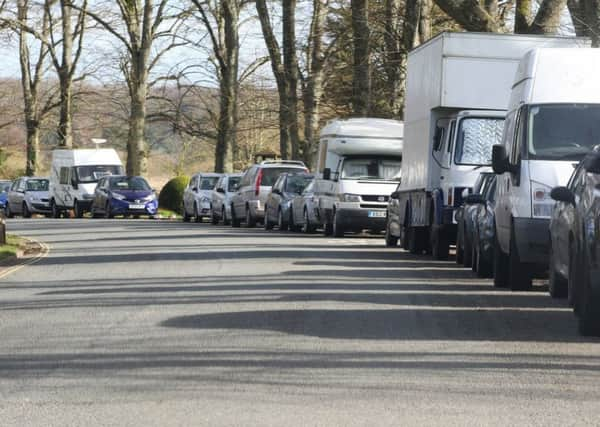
[470,176,497,278]
[183,173,222,222]
[91,175,158,218]
[230,160,307,228]
[210,173,242,225]
[0,180,12,212]
[5,177,51,218]
[550,150,600,336]
[455,172,495,266]
[290,178,320,233]
[264,172,314,231]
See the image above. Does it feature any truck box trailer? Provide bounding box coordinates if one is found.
[395,32,589,259]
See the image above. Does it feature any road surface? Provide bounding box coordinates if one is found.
[1,219,599,426]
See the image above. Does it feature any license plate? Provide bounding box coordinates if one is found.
[368,211,386,218]
[129,204,145,209]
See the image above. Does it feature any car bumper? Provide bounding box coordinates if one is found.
[249,200,265,219]
[514,218,550,264]
[29,202,51,213]
[335,207,387,231]
[110,199,158,216]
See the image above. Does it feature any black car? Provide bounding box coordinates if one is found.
[470,176,497,278]
[456,172,495,267]
[550,150,600,336]
[264,172,314,231]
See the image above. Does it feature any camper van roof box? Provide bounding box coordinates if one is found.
[260,160,306,167]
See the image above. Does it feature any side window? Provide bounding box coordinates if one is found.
[447,120,456,153]
[60,167,70,185]
[216,177,223,190]
[511,106,527,164]
[567,166,583,191]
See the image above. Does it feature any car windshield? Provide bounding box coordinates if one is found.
[228,177,241,192]
[109,177,151,191]
[341,157,402,181]
[26,179,49,191]
[77,165,123,183]
[200,177,219,190]
[0,182,10,192]
[261,168,306,187]
[528,104,600,160]
[454,117,504,166]
[285,175,313,194]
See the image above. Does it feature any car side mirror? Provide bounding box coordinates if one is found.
[464,194,485,205]
[272,188,281,195]
[390,191,399,200]
[217,187,225,194]
[491,145,510,175]
[550,186,575,205]
[583,154,600,174]
[192,187,198,192]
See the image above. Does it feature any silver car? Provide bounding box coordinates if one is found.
[5,177,51,218]
[182,173,223,222]
[210,173,242,225]
[230,160,307,227]
[290,178,320,233]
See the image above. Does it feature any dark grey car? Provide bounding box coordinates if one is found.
[470,176,497,278]
[264,172,313,231]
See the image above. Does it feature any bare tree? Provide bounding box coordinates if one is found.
[351,0,370,116]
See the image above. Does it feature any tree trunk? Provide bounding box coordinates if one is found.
[567,0,590,37]
[418,0,432,42]
[127,80,148,176]
[384,0,403,118]
[583,0,600,46]
[433,0,499,32]
[351,0,370,116]
[25,118,40,176]
[58,73,73,148]
[283,0,301,160]
[515,0,533,32]
[528,0,567,34]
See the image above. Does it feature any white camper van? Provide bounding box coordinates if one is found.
[50,149,124,218]
[314,118,404,237]
[396,32,588,260]
[492,48,600,291]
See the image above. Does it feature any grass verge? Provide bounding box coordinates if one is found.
[0,234,22,262]
[157,208,181,219]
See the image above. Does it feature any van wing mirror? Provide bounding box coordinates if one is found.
[323,168,331,181]
[492,145,511,175]
[390,191,399,200]
[583,154,600,174]
[550,186,575,204]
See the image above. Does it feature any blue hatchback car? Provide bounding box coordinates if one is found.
[91,175,158,218]
[0,180,11,212]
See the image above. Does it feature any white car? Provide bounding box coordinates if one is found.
[183,173,223,222]
[210,173,242,225]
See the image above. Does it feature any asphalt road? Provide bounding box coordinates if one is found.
[1,218,599,426]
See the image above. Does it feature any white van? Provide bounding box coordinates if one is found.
[50,149,124,218]
[492,48,600,290]
[314,118,403,237]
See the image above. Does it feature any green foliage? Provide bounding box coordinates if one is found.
[158,176,190,214]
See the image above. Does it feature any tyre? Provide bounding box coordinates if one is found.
[508,226,532,291]
[548,242,568,298]
[231,206,241,228]
[245,207,256,228]
[22,202,32,218]
[302,209,315,234]
[264,210,274,230]
[5,202,14,218]
[50,200,60,219]
[431,225,449,260]
[493,236,509,288]
[463,231,473,268]
[211,207,219,225]
[568,243,577,308]
[289,210,300,232]
[104,202,114,219]
[323,222,333,236]
[401,225,410,250]
[385,222,398,247]
[73,200,84,218]
[332,210,344,237]
[456,224,464,264]
[475,241,493,278]
[222,205,230,225]
[194,204,202,223]
[577,250,600,336]
[182,204,191,222]
[277,209,288,231]
[408,227,421,254]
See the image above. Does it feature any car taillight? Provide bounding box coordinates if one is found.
[255,169,263,196]
[447,187,454,207]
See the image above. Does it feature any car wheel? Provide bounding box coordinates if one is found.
[5,203,13,218]
[577,249,600,336]
[475,240,493,278]
[471,241,478,273]
[508,225,532,291]
[22,202,32,218]
[231,205,241,228]
[73,200,84,218]
[289,210,300,232]
[493,235,509,288]
[211,207,219,225]
[431,225,449,261]
[222,205,230,225]
[568,242,577,308]
[278,209,288,231]
[104,202,114,219]
[332,209,344,237]
[463,231,473,268]
[182,203,191,222]
[548,242,568,298]
[194,204,202,223]
[50,199,60,219]
[456,224,464,264]
[385,221,398,247]
[245,207,256,228]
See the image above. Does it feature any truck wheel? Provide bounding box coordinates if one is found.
[577,251,600,336]
[408,227,421,254]
[400,225,410,250]
[231,206,241,228]
[245,207,256,228]
[431,225,450,261]
[22,202,32,218]
[332,210,344,237]
[508,226,532,291]
[493,236,509,288]
[385,222,398,247]
[73,200,84,218]
[548,243,568,298]
[50,200,60,219]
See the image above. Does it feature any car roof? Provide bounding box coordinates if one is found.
[193,172,223,178]
[258,160,306,168]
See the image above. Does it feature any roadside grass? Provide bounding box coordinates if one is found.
[157,208,181,219]
[0,234,22,262]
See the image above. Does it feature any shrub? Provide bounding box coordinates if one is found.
[159,175,190,214]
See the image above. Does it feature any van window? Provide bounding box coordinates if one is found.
[60,167,70,185]
[527,104,600,161]
[76,165,123,183]
[454,117,504,166]
[341,158,402,181]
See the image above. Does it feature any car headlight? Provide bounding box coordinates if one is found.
[112,193,126,200]
[201,196,210,203]
[141,195,155,202]
[342,193,361,203]
[531,182,555,218]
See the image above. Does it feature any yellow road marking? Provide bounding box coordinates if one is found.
[0,239,50,280]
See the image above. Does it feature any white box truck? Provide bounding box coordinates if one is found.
[50,149,124,218]
[314,118,404,237]
[396,32,588,259]
[492,48,599,291]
